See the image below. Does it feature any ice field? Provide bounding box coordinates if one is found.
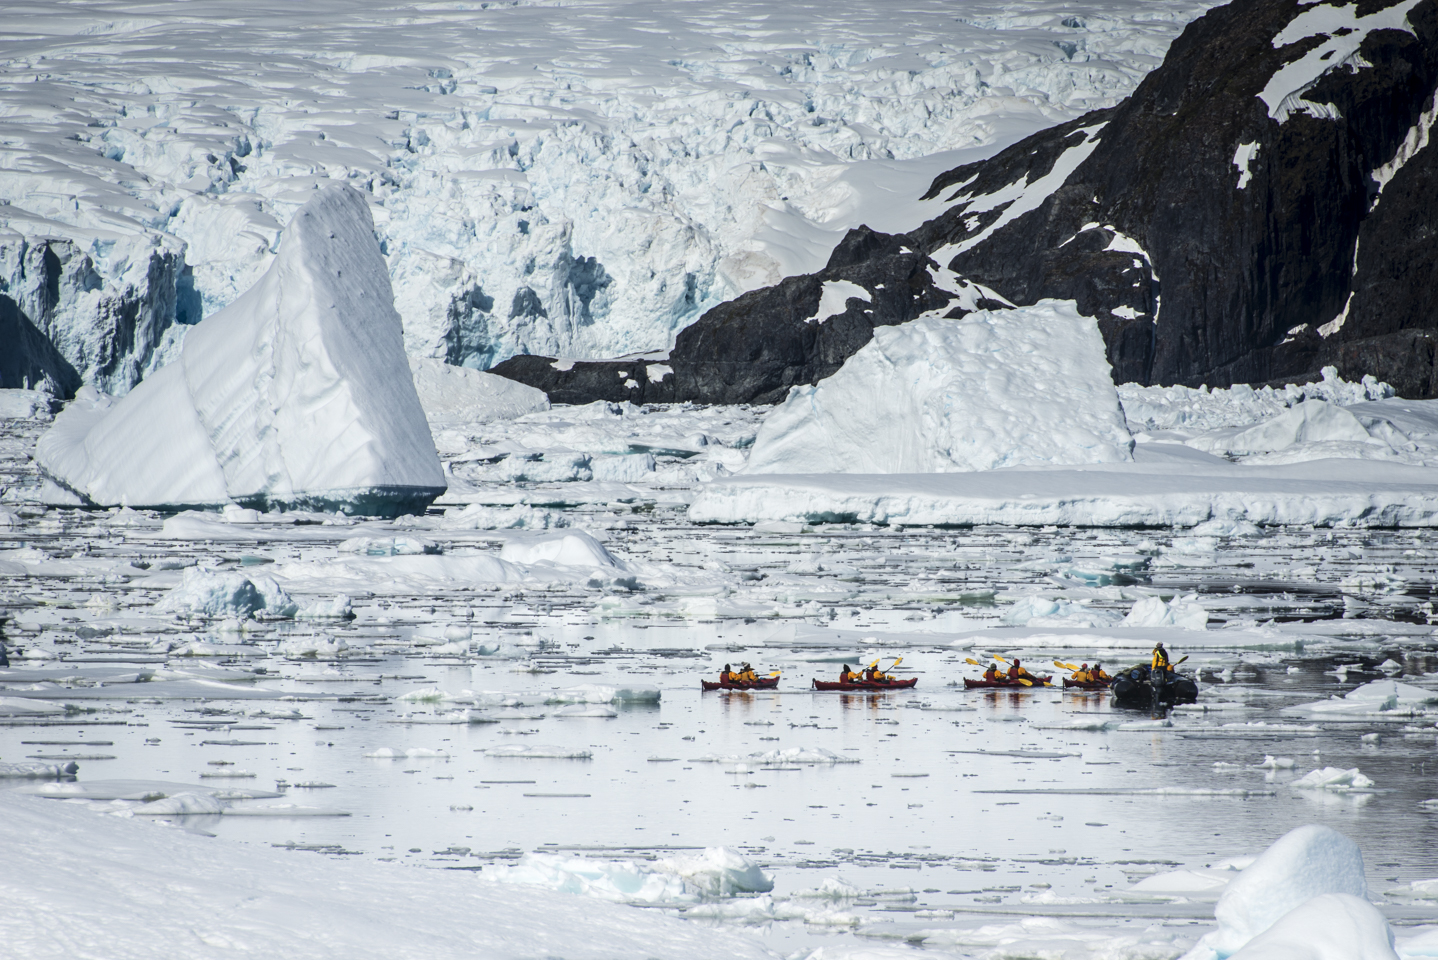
[4,383,1438,959]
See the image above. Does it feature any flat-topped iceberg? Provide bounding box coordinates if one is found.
[36,186,445,517]
[744,302,1133,475]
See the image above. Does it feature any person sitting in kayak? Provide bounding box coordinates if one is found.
[983,663,1002,682]
[1007,659,1033,682]
[840,664,857,683]
[1091,663,1109,681]
[720,664,734,683]
[1071,663,1092,682]
[738,663,757,683]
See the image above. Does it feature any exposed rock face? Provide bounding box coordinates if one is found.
[0,236,185,398]
[494,0,1438,402]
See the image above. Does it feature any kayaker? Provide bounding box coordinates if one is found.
[1007,659,1032,682]
[739,663,756,682]
[983,663,1002,682]
[1092,663,1109,681]
[1071,663,1091,682]
[840,664,857,683]
[721,663,734,683]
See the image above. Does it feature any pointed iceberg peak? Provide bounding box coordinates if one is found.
[38,185,446,517]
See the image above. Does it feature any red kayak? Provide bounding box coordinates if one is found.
[1062,677,1110,690]
[963,676,1053,689]
[812,678,918,691]
[702,677,780,691]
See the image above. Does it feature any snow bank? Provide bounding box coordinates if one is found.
[745,303,1133,475]
[1188,401,1395,462]
[0,791,771,960]
[1184,824,1369,959]
[0,389,54,420]
[36,186,445,517]
[1123,595,1208,630]
[1227,894,1397,960]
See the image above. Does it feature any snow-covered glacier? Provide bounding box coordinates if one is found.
[35,186,446,516]
[0,0,1215,391]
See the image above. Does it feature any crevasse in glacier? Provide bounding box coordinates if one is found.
[35,185,446,517]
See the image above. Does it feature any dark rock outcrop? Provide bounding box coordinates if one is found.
[494,0,1438,402]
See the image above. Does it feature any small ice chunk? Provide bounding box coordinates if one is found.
[133,792,227,816]
[1225,893,1396,960]
[1291,767,1374,792]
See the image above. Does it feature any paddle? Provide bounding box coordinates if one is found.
[1054,661,1081,671]
[768,671,781,677]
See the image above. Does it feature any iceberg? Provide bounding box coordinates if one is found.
[744,302,1133,475]
[1182,824,1370,960]
[36,186,445,517]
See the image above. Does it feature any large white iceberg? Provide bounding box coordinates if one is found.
[744,301,1133,475]
[36,186,445,517]
[1183,824,1370,960]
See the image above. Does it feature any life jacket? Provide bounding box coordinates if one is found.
[1152,649,1169,670]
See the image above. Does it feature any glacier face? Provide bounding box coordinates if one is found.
[0,0,1213,388]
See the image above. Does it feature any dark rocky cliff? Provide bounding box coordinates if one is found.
[493,0,1438,403]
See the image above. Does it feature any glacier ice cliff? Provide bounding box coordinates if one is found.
[35,186,446,517]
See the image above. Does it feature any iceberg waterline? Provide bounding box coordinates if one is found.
[35,186,446,518]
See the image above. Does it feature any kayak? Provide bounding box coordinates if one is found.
[1062,678,1110,690]
[701,677,780,691]
[812,678,918,691]
[963,676,1053,689]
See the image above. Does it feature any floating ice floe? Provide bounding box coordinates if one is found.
[479,847,771,906]
[35,186,445,517]
[1123,594,1208,630]
[1181,824,1372,960]
[363,747,449,759]
[1001,596,1123,628]
[154,567,351,621]
[0,761,77,778]
[500,531,618,569]
[1292,679,1438,715]
[482,745,593,759]
[554,704,619,718]
[1290,767,1375,792]
[692,747,859,765]
[545,684,661,705]
[132,792,227,816]
[744,302,1133,476]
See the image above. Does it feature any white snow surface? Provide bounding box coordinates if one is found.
[805,280,872,325]
[744,302,1133,475]
[0,791,773,960]
[1260,0,1424,123]
[35,186,444,511]
[0,0,1214,381]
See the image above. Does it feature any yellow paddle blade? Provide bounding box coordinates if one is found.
[994,655,1010,664]
[890,657,903,669]
[1175,655,1189,665]
[1016,677,1032,686]
[768,671,781,677]
[965,658,982,666]
[868,659,880,669]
